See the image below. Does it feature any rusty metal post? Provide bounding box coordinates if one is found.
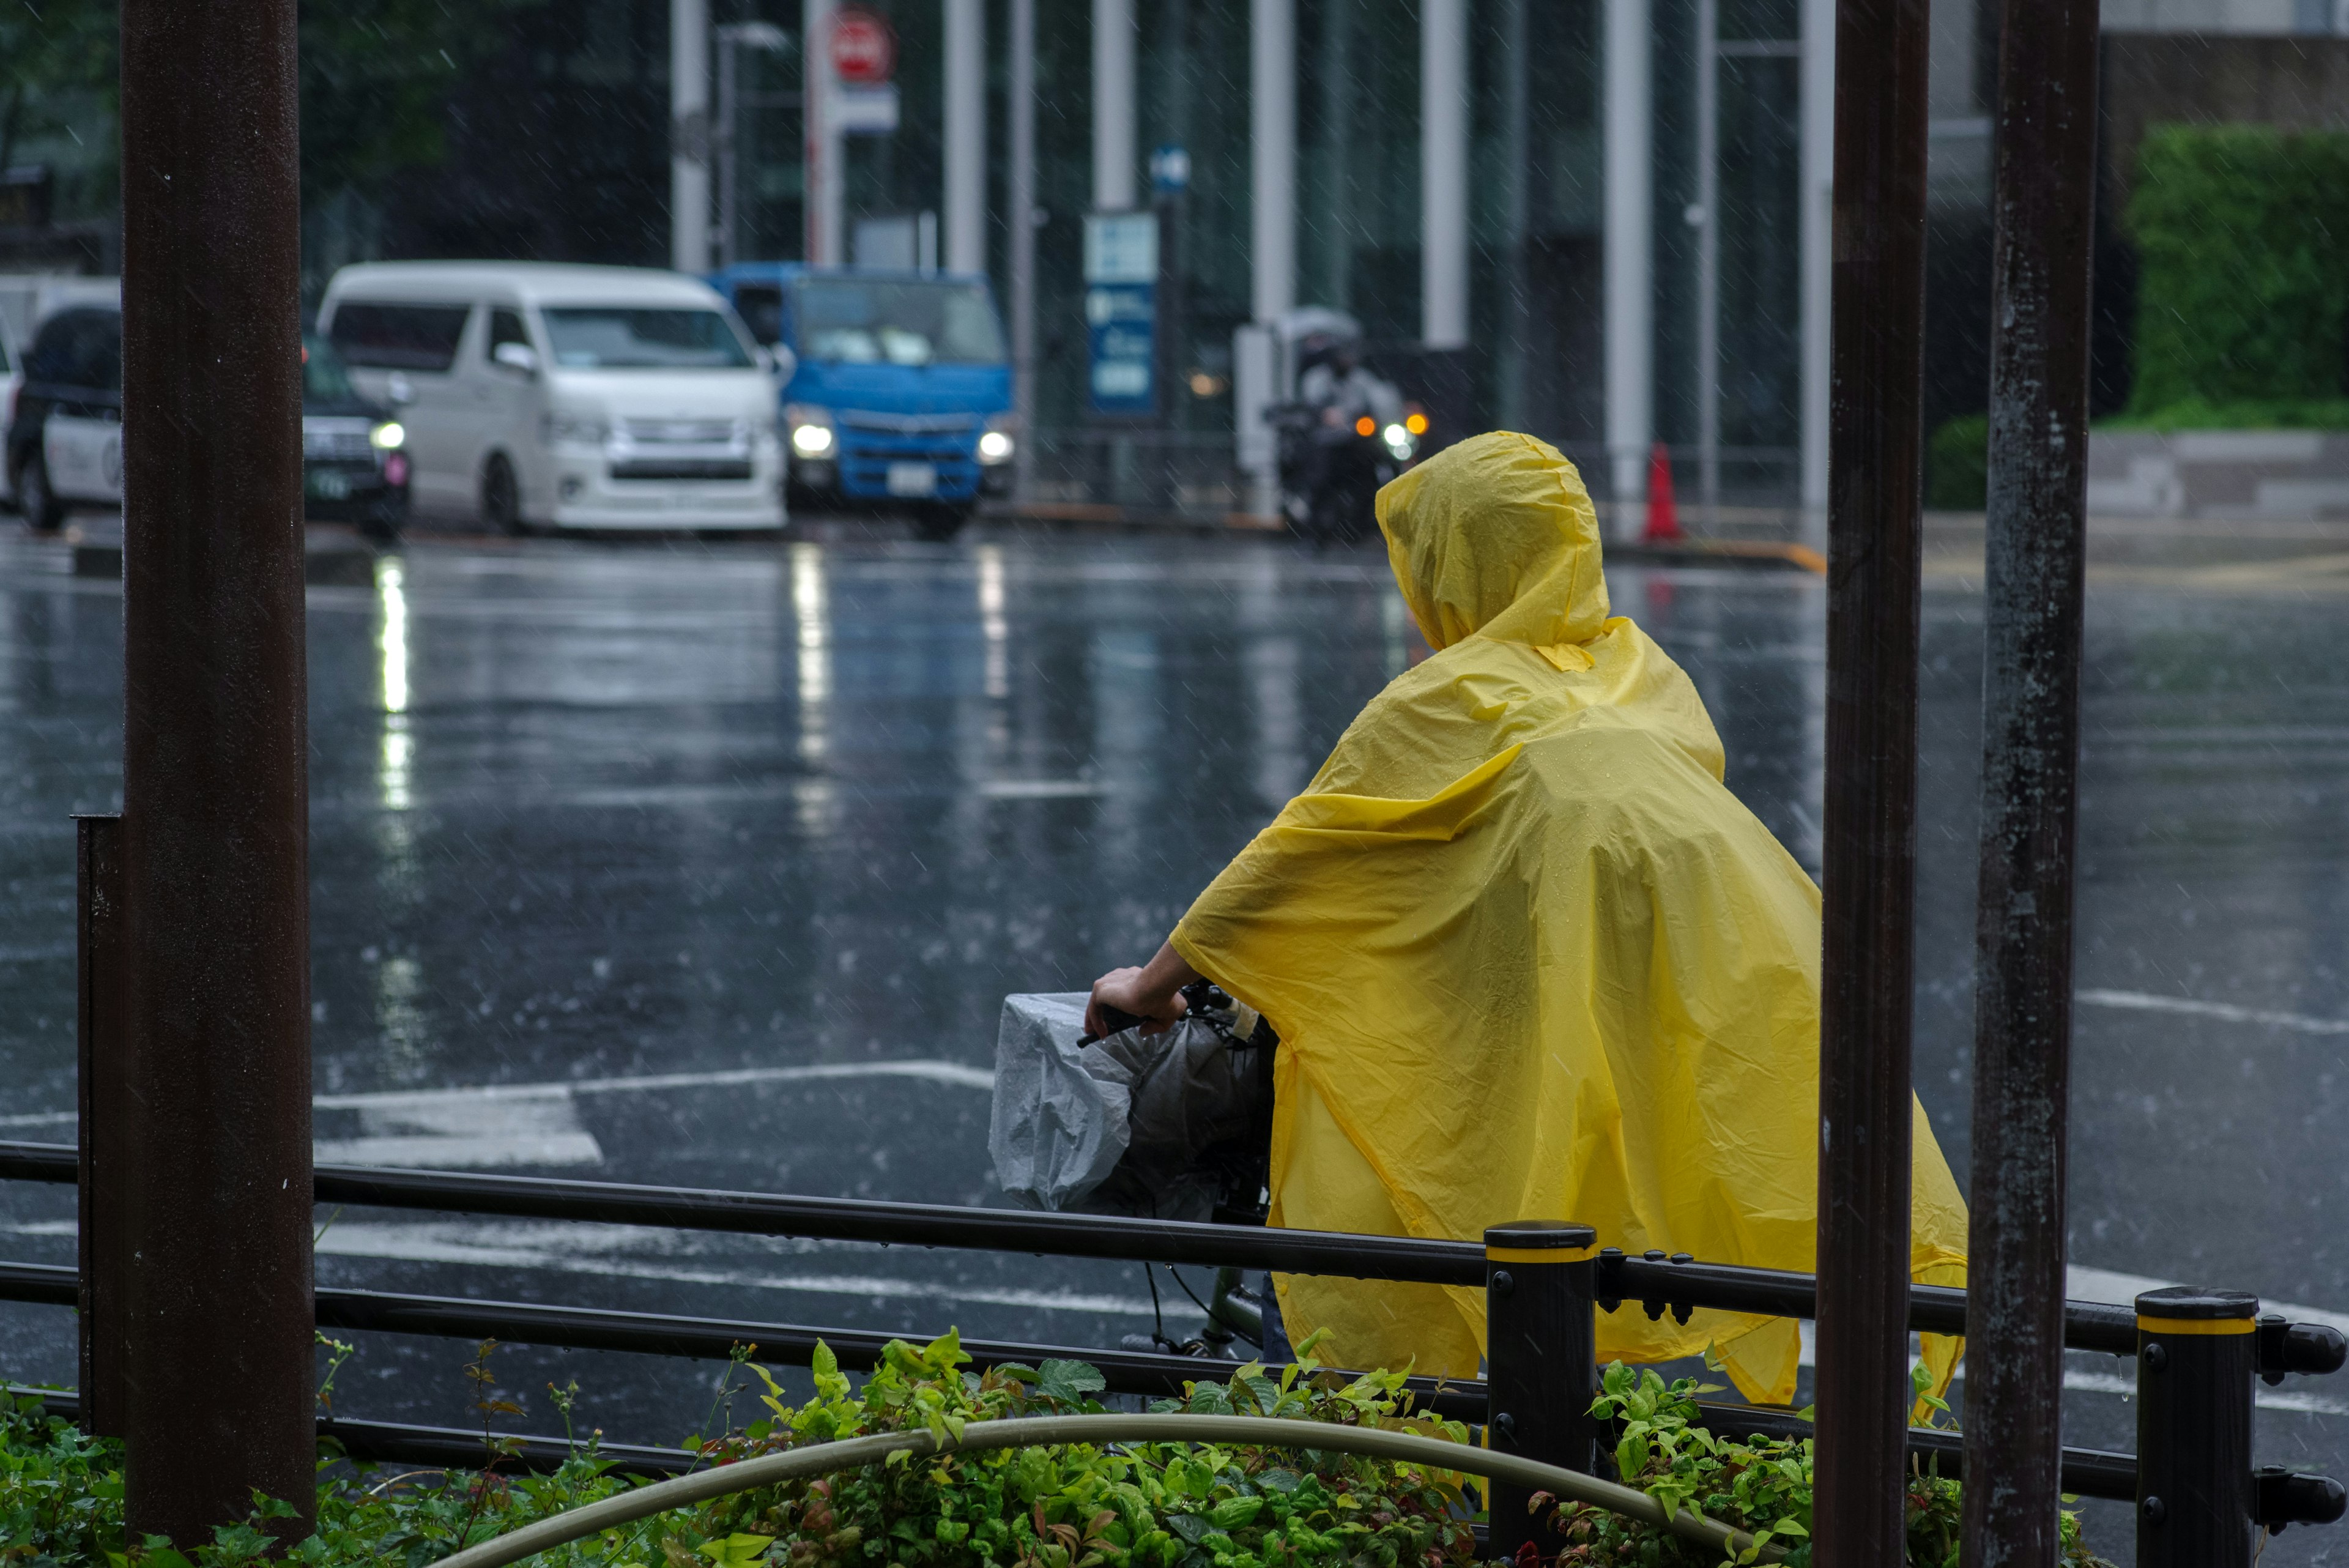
[74,814,128,1438]
[1813,0,1933,1562]
[117,0,314,1542]
[1961,2,2101,1565]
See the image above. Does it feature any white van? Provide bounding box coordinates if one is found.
[318,262,785,532]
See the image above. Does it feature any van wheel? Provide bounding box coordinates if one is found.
[14,453,66,534]
[480,453,524,536]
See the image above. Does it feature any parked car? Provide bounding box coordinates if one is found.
[300,328,411,541]
[707,264,1015,540]
[2,300,410,537]
[319,262,784,534]
[4,305,121,532]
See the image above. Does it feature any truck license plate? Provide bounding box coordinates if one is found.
[886,462,937,498]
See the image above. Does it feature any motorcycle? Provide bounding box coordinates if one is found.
[1270,401,1422,547]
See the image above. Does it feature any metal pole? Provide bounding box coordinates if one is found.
[73,813,127,1439]
[1811,0,1931,1561]
[1603,0,1653,526]
[117,0,314,1539]
[1694,0,1721,522]
[1961,1,2100,1563]
[1484,1222,1600,1562]
[2134,1289,2257,1568]
[1008,0,1036,498]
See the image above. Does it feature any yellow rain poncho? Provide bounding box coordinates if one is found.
[1170,432,1967,1405]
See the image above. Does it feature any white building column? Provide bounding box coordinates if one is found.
[1420,0,1469,348]
[672,0,711,272]
[1009,0,1037,493]
[803,0,844,266]
[1250,0,1295,325]
[944,0,987,273]
[1800,0,1833,526]
[1603,0,1653,520]
[1093,0,1137,211]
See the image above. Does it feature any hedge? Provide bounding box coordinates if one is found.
[2124,124,2349,418]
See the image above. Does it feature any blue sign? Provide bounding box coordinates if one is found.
[1084,212,1159,417]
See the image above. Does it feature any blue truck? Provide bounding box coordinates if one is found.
[707,264,1015,540]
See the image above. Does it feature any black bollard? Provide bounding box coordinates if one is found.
[1484,1221,1599,1559]
[2136,1287,2257,1568]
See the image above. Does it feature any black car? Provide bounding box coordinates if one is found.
[5,308,410,540]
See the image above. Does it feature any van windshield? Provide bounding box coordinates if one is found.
[542,308,756,370]
[792,280,1006,367]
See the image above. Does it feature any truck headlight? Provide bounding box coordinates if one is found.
[369,420,406,451]
[785,403,836,458]
[978,413,1019,465]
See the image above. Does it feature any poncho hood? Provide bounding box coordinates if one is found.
[1376,430,1612,652]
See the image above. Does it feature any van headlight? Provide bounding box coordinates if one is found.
[542,409,609,448]
[977,412,1019,466]
[785,403,836,459]
[369,420,406,451]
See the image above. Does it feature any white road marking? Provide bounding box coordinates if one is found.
[2077,987,2349,1037]
[314,1058,996,1110]
[5,1060,995,1164]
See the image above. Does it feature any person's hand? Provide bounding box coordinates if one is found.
[1086,965,1189,1040]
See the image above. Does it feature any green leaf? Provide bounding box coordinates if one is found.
[1038,1359,1108,1405]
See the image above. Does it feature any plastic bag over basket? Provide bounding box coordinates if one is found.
[987,985,1275,1224]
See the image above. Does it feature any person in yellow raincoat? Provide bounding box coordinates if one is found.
[1085,431,1967,1405]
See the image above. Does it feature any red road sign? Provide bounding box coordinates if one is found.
[829,9,896,86]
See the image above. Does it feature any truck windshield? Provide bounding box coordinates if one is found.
[792,280,1006,367]
[541,308,755,370]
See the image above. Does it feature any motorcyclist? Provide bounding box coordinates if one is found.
[1086,431,1972,1402]
[1283,337,1405,544]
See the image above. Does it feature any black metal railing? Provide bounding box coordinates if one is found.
[4,1136,2343,1548]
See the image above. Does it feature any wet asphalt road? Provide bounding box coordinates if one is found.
[0,514,2344,1558]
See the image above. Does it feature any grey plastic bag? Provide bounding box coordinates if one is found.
[987,992,1270,1221]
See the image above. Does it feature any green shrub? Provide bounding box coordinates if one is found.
[2096,395,2349,432]
[2125,125,2349,417]
[0,1339,2125,1568]
[1551,1364,2118,1567]
[1926,415,1989,511]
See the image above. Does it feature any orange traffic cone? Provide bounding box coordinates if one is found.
[1644,444,1683,542]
